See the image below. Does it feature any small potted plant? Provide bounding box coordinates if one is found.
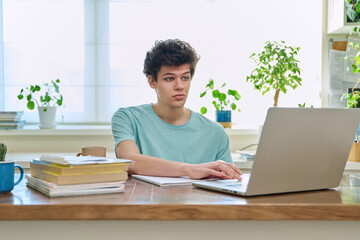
[200,78,241,128]
[342,28,360,108]
[17,79,63,129]
[246,40,302,107]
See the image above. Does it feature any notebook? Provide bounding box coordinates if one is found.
[193,107,360,196]
[132,175,196,186]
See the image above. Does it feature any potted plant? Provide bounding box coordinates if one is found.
[246,40,302,107]
[17,79,63,129]
[199,78,241,128]
[342,28,360,108]
[345,0,360,23]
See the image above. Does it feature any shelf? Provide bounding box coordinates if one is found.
[328,0,360,34]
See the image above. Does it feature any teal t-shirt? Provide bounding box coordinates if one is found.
[111,104,232,164]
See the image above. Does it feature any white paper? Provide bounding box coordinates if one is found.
[132,175,197,187]
[37,155,133,165]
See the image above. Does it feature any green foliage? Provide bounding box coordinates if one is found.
[342,90,360,108]
[345,37,360,76]
[342,27,360,108]
[298,103,314,108]
[17,79,63,111]
[346,0,360,22]
[246,40,302,107]
[200,78,241,114]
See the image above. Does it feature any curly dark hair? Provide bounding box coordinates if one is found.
[143,39,200,82]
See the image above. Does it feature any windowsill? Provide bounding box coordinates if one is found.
[0,124,259,136]
[0,124,112,136]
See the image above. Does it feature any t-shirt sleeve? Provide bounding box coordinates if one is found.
[215,129,233,164]
[111,108,137,151]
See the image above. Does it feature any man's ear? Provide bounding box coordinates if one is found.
[148,75,156,89]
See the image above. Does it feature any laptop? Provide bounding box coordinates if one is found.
[193,107,360,196]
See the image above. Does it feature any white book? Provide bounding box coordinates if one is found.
[26,175,125,197]
[132,175,200,187]
[0,111,23,116]
[37,154,133,166]
[0,121,25,126]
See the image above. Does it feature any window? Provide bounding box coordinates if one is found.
[1,0,86,122]
[0,0,322,128]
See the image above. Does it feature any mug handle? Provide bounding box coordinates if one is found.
[14,165,24,186]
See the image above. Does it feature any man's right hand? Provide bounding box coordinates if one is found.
[183,160,242,181]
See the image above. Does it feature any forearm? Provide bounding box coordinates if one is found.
[115,140,241,180]
[122,153,190,177]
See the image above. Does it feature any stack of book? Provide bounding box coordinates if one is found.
[26,155,133,197]
[0,111,25,129]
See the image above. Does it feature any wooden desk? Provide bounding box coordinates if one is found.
[1,175,360,240]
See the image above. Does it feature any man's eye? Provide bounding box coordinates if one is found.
[165,78,173,81]
[182,76,190,80]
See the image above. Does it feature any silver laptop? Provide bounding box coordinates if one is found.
[193,107,360,196]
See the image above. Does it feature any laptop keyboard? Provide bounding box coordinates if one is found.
[223,174,250,192]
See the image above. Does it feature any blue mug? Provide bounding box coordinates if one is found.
[0,161,24,193]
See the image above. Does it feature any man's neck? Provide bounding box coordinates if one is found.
[152,103,191,126]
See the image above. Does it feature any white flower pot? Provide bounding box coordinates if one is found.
[38,106,57,129]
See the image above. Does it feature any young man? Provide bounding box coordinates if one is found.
[111,39,242,180]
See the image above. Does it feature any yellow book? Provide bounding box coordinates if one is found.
[30,167,128,185]
[30,161,129,175]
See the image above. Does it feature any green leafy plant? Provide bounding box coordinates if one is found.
[199,78,241,114]
[298,103,314,108]
[17,79,63,112]
[246,40,302,107]
[346,0,360,22]
[342,27,360,108]
[344,29,360,74]
[342,89,360,108]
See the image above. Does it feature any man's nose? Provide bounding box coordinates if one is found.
[174,78,184,90]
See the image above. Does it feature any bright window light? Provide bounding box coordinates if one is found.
[0,0,322,128]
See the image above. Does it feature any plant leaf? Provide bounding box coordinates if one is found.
[200,91,207,98]
[27,101,35,110]
[219,93,226,101]
[212,90,220,98]
[200,107,207,114]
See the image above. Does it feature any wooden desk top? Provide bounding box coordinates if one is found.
[1,175,360,220]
